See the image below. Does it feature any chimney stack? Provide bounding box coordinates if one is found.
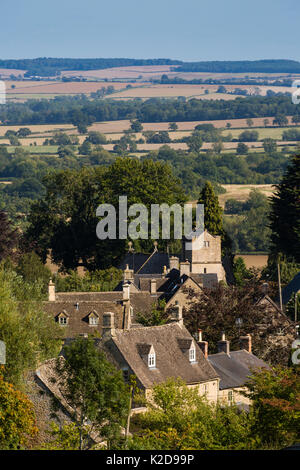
[217,332,230,354]
[124,265,134,282]
[102,312,116,338]
[197,329,208,359]
[169,256,179,271]
[180,260,190,277]
[239,334,252,353]
[48,279,56,302]
[150,278,157,295]
[123,280,130,301]
[172,301,183,327]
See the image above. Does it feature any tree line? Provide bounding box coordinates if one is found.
[0,95,298,126]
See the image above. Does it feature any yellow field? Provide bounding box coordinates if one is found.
[218,184,275,207]
[234,254,268,268]
[4,80,141,96]
[0,123,76,137]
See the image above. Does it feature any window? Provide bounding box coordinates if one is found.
[59,316,68,325]
[228,391,233,402]
[89,316,98,326]
[204,241,210,247]
[204,268,207,274]
[148,353,156,368]
[122,369,129,382]
[189,347,196,363]
[204,384,208,394]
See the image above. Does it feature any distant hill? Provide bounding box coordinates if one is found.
[0,58,183,77]
[1,58,300,78]
[173,60,300,74]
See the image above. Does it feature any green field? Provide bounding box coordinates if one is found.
[7,145,59,154]
[222,126,300,140]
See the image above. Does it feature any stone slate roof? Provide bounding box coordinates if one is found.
[208,350,269,390]
[119,251,170,274]
[107,323,219,389]
[189,273,218,289]
[255,294,286,316]
[282,272,300,305]
[44,290,158,337]
[43,300,124,337]
[54,291,156,315]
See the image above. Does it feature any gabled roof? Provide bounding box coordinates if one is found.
[208,350,269,390]
[43,300,123,337]
[282,272,300,305]
[119,251,170,275]
[106,323,219,389]
[255,294,286,316]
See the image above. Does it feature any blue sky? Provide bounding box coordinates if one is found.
[1,0,298,61]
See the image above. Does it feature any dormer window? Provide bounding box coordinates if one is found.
[178,338,197,363]
[88,310,99,326]
[189,346,196,363]
[137,343,156,369]
[57,311,69,326]
[148,353,156,368]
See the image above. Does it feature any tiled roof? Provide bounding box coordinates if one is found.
[282,272,300,305]
[208,350,269,390]
[43,300,124,337]
[107,323,219,389]
[119,252,170,275]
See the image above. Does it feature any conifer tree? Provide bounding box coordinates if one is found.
[197,181,224,236]
[269,154,300,262]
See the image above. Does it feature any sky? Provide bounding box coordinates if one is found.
[1,0,299,61]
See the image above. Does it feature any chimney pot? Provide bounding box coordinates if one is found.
[169,256,179,271]
[180,261,190,277]
[197,330,208,359]
[218,333,230,354]
[48,279,56,302]
[239,334,252,353]
[123,280,130,301]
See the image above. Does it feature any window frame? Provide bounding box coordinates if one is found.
[148,353,156,369]
[189,347,196,363]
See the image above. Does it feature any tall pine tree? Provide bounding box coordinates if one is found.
[269,154,300,262]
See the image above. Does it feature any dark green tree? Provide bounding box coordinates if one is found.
[130,120,143,132]
[236,142,248,155]
[269,154,300,262]
[0,211,19,262]
[56,337,129,449]
[186,131,203,153]
[263,138,277,154]
[197,182,224,237]
[25,158,186,271]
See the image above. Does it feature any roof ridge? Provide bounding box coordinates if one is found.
[135,249,159,274]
